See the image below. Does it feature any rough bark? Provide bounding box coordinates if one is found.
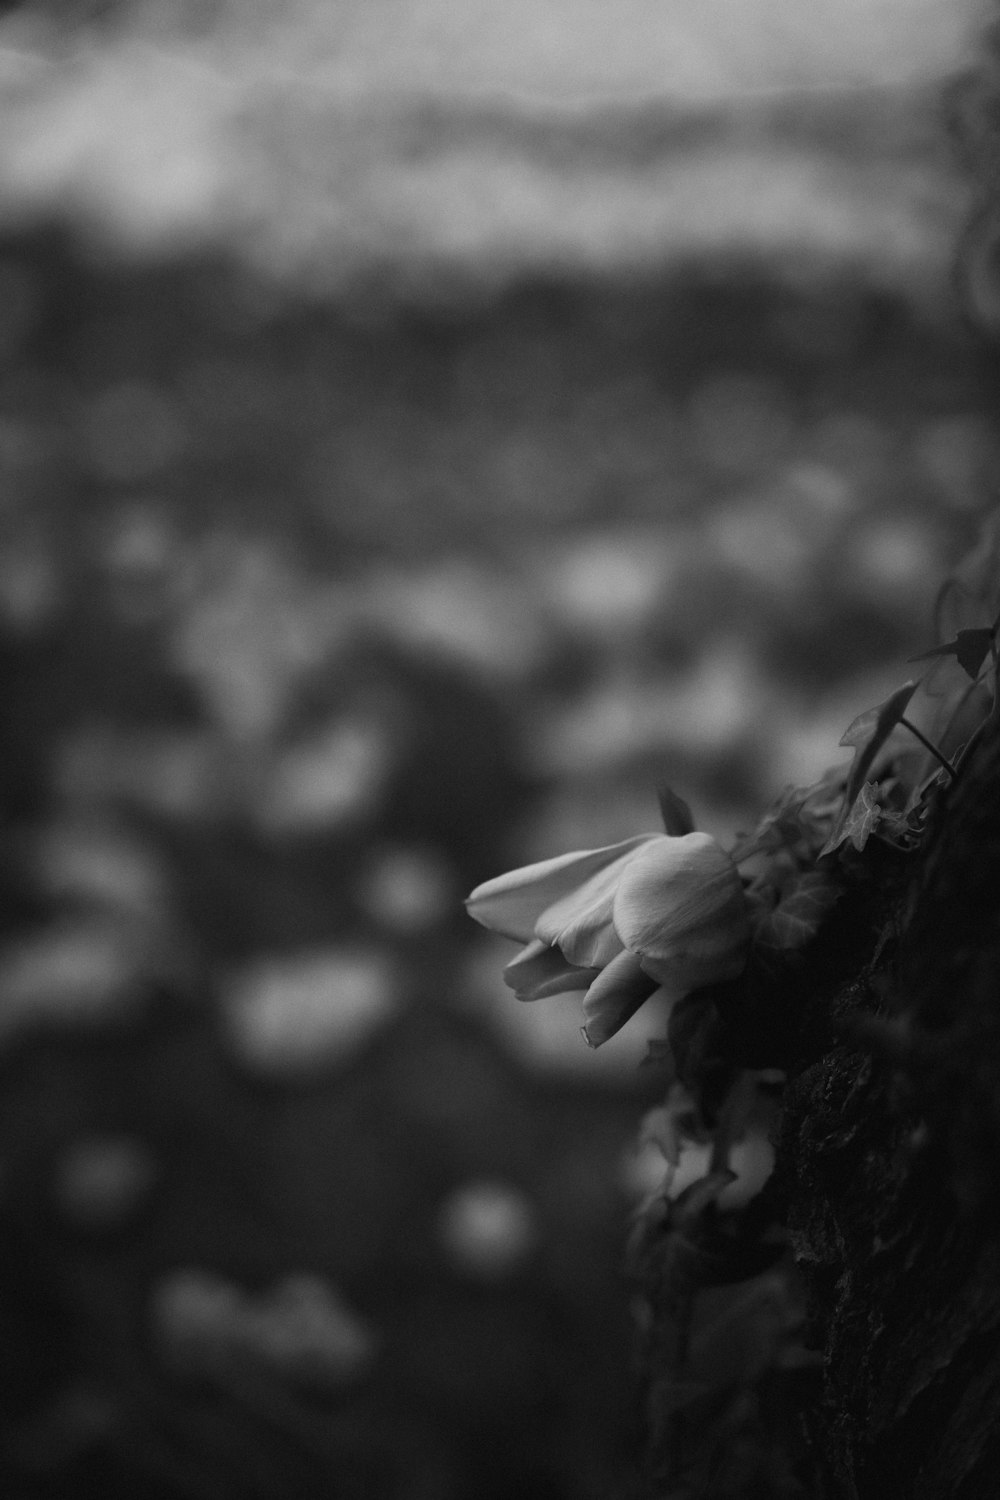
[637,699,1000,1498]
[777,707,1000,1498]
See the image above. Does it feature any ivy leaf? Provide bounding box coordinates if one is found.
[839,784,882,856]
[731,765,850,866]
[730,789,808,862]
[910,627,995,681]
[731,784,826,862]
[820,781,881,857]
[754,871,842,953]
[657,786,695,837]
[839,679,919,813]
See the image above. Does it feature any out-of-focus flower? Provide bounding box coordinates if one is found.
[437,1180,538,1280]
[54,1135,158,1234]
[246,1275,376,1390]
[221,948,398,1078]
[357,844,455,933]
[151,1269,375,1392]
[466,832,750,1047]
[0,918,155,1047]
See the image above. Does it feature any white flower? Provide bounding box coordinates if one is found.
[466,832,750,1046]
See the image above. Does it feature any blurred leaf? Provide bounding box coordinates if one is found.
[934,513,1000,639]
[657,786,695,837]
[732,767,847,866]
[639,1105,684,1169]
[686,1267,805,1396]
[910,627,995,680]
[670,1169,737,1226]
[643,1037,675,1069]
[730,787,812,863]
[639,1083,704,1168]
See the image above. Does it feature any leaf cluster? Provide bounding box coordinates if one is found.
[734,596,1000,903]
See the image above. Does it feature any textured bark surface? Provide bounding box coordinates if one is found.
[638,712,1000,1498]
[778,708,1000,1498]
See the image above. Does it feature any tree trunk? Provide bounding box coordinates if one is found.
[639,705,1000,1498]
[778,705,1000,1498]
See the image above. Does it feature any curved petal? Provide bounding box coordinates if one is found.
[580,948,659,1048]
[533,835,660,967]
[466,836,657,946]
[502,939,599,1001]
[613,832,750,990]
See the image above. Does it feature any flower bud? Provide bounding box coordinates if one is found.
[466,828,750,1048]
[612,832,750,992]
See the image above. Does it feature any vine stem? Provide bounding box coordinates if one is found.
[899,717,957,779]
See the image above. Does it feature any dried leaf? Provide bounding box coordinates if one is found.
[657,786,695,837]
[910,627,995,681]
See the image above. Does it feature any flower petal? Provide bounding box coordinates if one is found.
[466,836,657,947]
[532,835,661,967]
[580,948,659,1048]
[613,832,751,991]
[502,939,599,1001]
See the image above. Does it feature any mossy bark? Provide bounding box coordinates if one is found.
[640,712,1000,1498]
[778,707,1000,1498]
